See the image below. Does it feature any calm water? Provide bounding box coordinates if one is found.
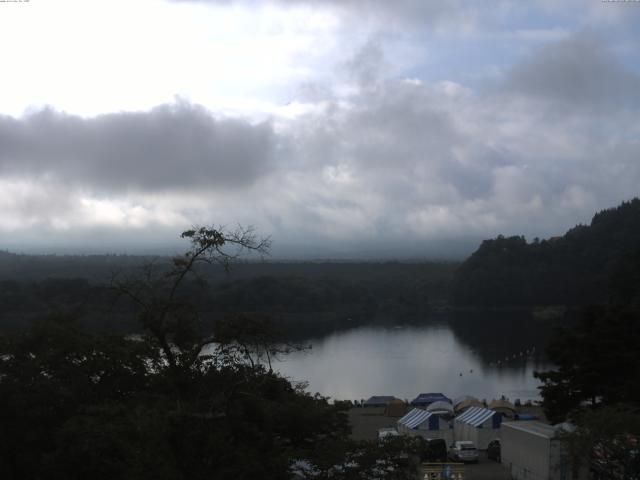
[274,316,553,403]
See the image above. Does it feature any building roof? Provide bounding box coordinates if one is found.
[501,421,558,439]
[455,406,498,427]
[398,408,434,429]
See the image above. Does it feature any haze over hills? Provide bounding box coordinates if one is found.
[0,197,637,335]
[0,235,483,262]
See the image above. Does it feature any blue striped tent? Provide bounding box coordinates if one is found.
[397,408,453,446]
[454,406,502,449]
[398,408,439,430]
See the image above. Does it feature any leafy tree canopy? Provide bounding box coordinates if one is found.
[0,226,418,480]
[535,249,640,476]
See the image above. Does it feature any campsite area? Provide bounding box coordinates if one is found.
[348,404,547,480]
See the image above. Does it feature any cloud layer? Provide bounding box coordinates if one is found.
[0,103,274,192]
[0,1,639,257]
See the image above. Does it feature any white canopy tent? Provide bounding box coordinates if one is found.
[453,406,502,449]
[427,400,454,415]
[397,408,453,447]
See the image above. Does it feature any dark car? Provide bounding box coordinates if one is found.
[421,438,448,462]
[487,439,501,462]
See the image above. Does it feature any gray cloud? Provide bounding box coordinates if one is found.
[342,38,387,88]
[169,0,640,38]
[0,101,275,193]
[170,0,463,28]
[267,32,640,249]
[506,32,640,111]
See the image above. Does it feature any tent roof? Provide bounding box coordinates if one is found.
[488,399,516,411]
[364,396,397,406]
[455,406,497,427]
[411,392,451,405]
[398,408,434,429]
[427,400,454,413]
[384,399,407,417]
[454,398,483,412]
[452,395,479,407]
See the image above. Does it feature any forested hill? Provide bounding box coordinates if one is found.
[0,257,457,332]
[453,198,640,307]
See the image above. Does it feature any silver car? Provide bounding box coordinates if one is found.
[448,441,479,463]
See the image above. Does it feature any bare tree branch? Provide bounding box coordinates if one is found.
[110,224,272,375]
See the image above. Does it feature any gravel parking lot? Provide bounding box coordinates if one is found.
[426,452,511,480]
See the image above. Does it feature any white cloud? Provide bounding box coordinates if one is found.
[0,0,342,117]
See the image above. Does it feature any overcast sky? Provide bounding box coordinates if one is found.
[0,0,639,258]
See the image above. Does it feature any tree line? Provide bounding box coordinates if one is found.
[453,198,640,307]
[534,249,640,477]
[0,264,456,333]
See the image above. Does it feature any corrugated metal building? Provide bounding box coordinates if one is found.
[501,421,587,480]
[453,406,502,449]
[397,408,453,447]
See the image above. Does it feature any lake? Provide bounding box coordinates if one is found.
[274,313,555,403]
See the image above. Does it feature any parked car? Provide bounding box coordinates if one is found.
[448,441,479,463]
[420,438,448,462]
[487,439,501,462]
[377,427,399,443]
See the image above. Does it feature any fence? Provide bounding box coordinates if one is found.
[422,463,465,480]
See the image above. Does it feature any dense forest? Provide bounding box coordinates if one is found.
[453,198,640,307]
[0,254,456,334]
[3,198,639,332]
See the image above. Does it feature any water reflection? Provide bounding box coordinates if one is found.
[275,315,554,403]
